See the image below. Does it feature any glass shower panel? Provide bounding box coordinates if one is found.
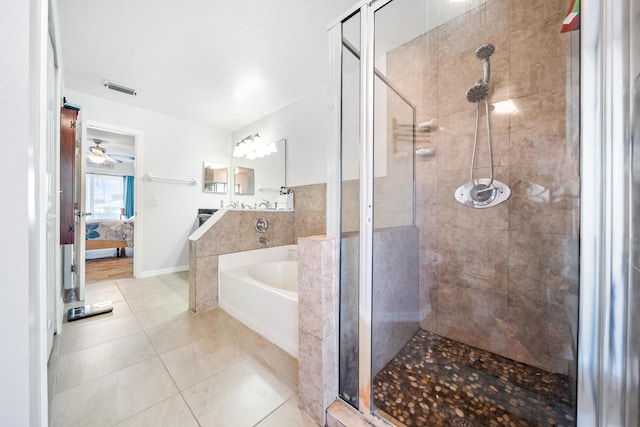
[339,10,361,409]
[369,0,579,426]
[370,0,422,421]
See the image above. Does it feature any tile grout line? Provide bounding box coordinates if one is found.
[55,296,152,394]
[118,289,194,426]
[55,275,193,425]
[147,297,220,427]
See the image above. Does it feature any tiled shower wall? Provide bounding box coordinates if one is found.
[383,0,579,374]
[292,183,327,239]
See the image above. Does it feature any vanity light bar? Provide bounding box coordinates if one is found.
[104,81,137,96]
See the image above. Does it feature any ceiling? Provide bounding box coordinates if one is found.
[87,126,135,162]
[57,0,358,132]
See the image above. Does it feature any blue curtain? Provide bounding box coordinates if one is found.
[123,175,135,218]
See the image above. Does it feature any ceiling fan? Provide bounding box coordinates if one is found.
[87,139,134,164]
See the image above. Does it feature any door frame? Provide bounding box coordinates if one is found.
[45,31,61,354]
[578,0,640,424]
[85,120,143,278]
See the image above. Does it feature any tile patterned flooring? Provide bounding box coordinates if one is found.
[373,329,575,427]
[48,272,317,427]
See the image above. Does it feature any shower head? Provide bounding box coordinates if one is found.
[466,82,489,103]
[475,43,495,60]
[475,43,495,84]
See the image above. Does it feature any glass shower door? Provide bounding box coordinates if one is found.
[367,0,580,425]
[338,9,361,409]
[370,0,423,423]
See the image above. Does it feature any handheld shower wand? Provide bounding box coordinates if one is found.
[456,43,511,209]
[475,43,495,84]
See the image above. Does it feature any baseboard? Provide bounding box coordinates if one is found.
[137,265,189,278]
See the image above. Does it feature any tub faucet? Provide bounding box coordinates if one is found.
[258,236,269,245]
[258,200,270,209]
[227,201,237,209]
[241,203,253,209]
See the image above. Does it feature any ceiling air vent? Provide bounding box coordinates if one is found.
[104,81,137,96]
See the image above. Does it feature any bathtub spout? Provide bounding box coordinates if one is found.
[258,236,269,245]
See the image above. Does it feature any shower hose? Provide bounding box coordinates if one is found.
[470,97,494,193]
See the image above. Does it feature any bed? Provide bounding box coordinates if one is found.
[86,219,134,256]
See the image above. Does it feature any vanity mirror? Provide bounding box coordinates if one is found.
[203,161,229,193]
[234,166,255,195]
[230,138,286,203]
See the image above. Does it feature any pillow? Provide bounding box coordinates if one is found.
[124,215,135,225]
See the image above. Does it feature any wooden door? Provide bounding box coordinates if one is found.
[60,106,76,244]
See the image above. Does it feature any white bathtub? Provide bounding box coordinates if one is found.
[218,245,298,357]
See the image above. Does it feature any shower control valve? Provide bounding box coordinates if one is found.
[254,217,268,233]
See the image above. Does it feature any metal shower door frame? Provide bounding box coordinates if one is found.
[328,0,640,425]
[327,0,397,420]
[579,0,640,425]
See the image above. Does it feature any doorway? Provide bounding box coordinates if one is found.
[84,123,141,284]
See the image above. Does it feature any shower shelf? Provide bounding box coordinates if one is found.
[417,119,438,132]
[392,119,435,146]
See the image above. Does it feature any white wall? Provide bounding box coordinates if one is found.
[232,85,330,187]
[0,1,48,425]
[230,66,388,189]
[66,89,231,275]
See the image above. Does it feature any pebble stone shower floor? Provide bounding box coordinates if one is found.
[373,329,576,427]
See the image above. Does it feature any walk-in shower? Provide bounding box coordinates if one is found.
[332,0,581,426]
[455,43,510,209]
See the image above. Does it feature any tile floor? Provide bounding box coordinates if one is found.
[48,272,317,427]
[373,329,575,427]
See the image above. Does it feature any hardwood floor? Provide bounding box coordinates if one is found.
[85,255,133,283]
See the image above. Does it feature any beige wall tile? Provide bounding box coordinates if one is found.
[298,330,323,424]
[299,240,323,338]
[437,227,509,295]
[384,0,578,373]
[509,0,570,98]
[195,255,218,312]
[435,284,508,353]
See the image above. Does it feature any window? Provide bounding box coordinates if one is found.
[86,174,124,220]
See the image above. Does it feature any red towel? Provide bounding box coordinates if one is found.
[561,0,580,33]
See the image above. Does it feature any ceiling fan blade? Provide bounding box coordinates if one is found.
[87,151,121,164]
[103,154,122,164]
